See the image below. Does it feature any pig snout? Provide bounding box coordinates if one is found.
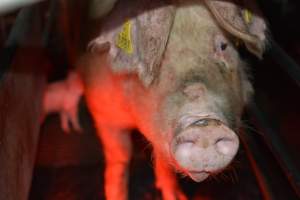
[171,118,239,182]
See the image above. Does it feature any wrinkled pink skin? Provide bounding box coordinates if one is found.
[42,71,84,133]
[79,2,252,200]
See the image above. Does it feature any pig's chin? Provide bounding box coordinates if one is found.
[188,171,210,182]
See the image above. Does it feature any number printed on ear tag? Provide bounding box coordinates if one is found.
[116,20,133,54]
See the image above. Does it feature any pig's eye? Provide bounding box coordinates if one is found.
[220,42,228,51]
[214,34,229,53]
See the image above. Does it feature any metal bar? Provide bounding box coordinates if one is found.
[256,0,300,86]
[42,0,58,46]
[268,39,300,87]
[0,6,35,81]
[248,102,300,198]
[240,135,274,200]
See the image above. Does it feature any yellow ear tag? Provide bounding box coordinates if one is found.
[116,20,133,54]
[243,9,253,24]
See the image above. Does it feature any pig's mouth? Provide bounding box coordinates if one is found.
[188,171,210,182]
[187,168,227,182]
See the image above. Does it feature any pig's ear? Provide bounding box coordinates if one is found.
[204,0,268,58]
[133,5,175,86]
[89,1,175,87]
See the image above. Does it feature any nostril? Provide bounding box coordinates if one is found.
[173,142,194,166]
[215,138,237,156]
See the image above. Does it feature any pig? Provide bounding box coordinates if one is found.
[76,0,268,199]
[42,71,84,133]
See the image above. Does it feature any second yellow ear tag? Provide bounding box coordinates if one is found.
[243,9,253,24]
[116,20,133,54]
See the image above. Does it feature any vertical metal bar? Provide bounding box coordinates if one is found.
[0,7,35,81]
[249,102,300,198]
[268,39,300,87]
[42,0,58,46]
[240,135,274,200]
